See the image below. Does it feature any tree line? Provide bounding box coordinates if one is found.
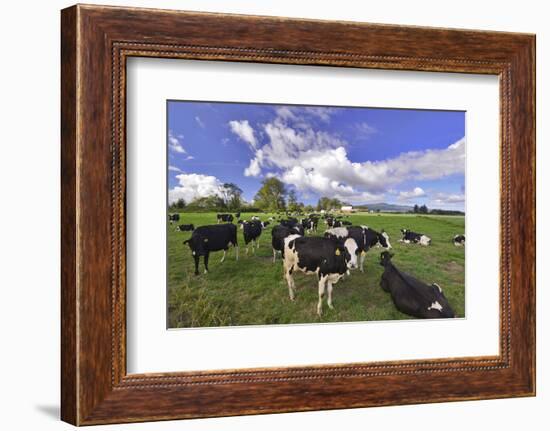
[169,178,345,213]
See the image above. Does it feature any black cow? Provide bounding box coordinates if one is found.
[216,213,234,223]
[453,234,465,246]
[283,236,359,315]
[379,251,455,318]
[325,217,342,228]
[176,224,194,232]
[240,220,266,255]
[399,228,431,246]
[325,226,391,272]
[271,225,301,263]
[183,224,238,275]
[168,214,180,224]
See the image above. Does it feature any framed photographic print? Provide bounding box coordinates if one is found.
[61,4,535,425]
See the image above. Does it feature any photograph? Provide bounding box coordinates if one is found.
[166,101,466,328]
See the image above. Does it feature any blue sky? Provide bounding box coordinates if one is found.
[167,101,465,210]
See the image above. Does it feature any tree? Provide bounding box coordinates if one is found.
[413,204,419,213]
[419,204,429,214]
[221,183,243,210]
[169,198,186,210]
[287,189,299,212]
[304,204,315,213]
[254,178,287,211]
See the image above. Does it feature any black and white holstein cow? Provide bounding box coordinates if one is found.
[216,213,234,223]
[183,224,238,275]
[168,214,180,224]
[300,216,318,233]
[325,226,391,273]
[453,234,465,246]
[379,251,455,318]
[283,236,359,316]
[271,225,302,263]
[240,220,269,255]
[175,224,194,232]
[279,218,305,235]
[399,228,431,246]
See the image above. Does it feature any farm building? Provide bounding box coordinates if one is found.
[341,205,354,213]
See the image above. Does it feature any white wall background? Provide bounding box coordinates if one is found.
[0,0,546,429]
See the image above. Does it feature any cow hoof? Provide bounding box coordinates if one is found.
[204,270,208,274]
[328,303,334,310]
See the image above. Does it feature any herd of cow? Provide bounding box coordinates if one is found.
[169,212,465,320]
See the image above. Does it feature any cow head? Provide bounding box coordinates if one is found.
[378,230,392,249]
[379,251,395,267]
[336,238,359,270]
[429,283,456,318]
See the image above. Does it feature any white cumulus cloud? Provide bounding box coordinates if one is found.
[168,130,186,154]
[228,120,257,150]
[168,173,224,204]
[398,187,426,201]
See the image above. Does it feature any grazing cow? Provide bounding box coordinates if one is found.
[168,214,180,224]
[325,226,391,272]
[240,220,267,255]
[216,213,234,223]
[399,228,431,246]
[271,225,302,262]
[379,251,455,318]
[283,236,359,315]
[183,224,238,275]
[176,224,194,232]
[453,234,465,246]
[235,212,241,219]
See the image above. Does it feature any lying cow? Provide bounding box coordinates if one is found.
[399,228,431,246]
[283,236,359,316]
[176,224,194,232]
[271,225,302,262]
[379,251,455,318]
[453,234,465,246]
[183,224,238,275]
[216,213,234,223]
[325,226,391,272]
[168,213,180,224]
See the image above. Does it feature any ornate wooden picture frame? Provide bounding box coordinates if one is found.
[61,4,535,425]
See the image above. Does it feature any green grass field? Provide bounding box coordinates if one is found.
[167,212,465,328]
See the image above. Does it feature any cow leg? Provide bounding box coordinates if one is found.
[360,253,366,273]
[245,243,249,256]
[252,240,256,255]
[272,248,277,263]
[234,244,239,261]
[257,238,260,249]
[327,281,334,310]
[220,249,226,263]
[284,264,296,301]
[193,255,200,276]
[317,276,327,316]
[203,252,209,274]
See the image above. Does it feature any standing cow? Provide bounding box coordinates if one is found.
[283,236,359,316]
[240,220,265,255]
[183,224,238,275]
[168,214,180,224]
[325,226,391,272]
[379,251,455,318]
[216,213,234,223]
[271,225,302,262]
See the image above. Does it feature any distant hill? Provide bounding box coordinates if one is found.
[357,202,413,213]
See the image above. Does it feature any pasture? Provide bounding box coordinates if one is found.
[167,212,465,328]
